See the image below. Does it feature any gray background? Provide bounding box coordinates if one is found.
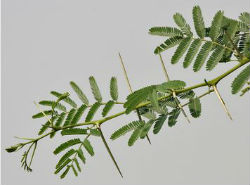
[2,0,250,185]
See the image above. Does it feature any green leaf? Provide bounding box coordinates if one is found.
[54,159,71,174]
[157,80,186,92]
[90,129,101,137]
[70,81,89,105]
[153,114,168,134]
[206,46,225,71]
[77,148,86,164]
[140,120,155,139]
[124,85,156,114]
[148,89,160,113]
[71,164,78,176]
[56,149,75,169]
[161,97,177,108]
[178,90,195,99]
[173,13,193,36]
[183,39,202,68]
[54,138,82,155]
[85,102,101,122]
[55,112,66,127]
[231,65,250,94]
[71,105,87,125]
[168,109,180,127]
[89,76,102,102]
[149,27,183,37]
[51,91,77,108]
[32,110,53,119]
[63,108,76,126]
[193,41,213,72]
[154,36,183,54]
[188,97,201,118]
[192,6,205,38]
[38,121,50,135]
[39,100,66,112]
[61,128,88,136]
[102,100,115,117]
[60,165,70,179]
[83,139,94,156]
[209,10,224,41]
[239,12,250,25]
[50,113,66,138]
[110,120,145,140]
[171,37,192,64]
[74,158,81,172]
[222,18,238,45]
[110,77,118,101]
[128,123,145,146]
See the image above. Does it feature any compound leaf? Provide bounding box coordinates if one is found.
[188,97,201,118]
[54,139,82,155]
[89,76,102,102]
[231,65,250,94]
[110,77,118,101]
[110,120,145,140]
[70,81,89,105]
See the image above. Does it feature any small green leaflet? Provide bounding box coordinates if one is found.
[54,139,82,155]
[61,128,88,136]
[171,37,192,64]
[70,81,89,105]
[231,65,250,94]
[102,100,115,117]
[140,120,155,139]
[83,139,94,156]
[71,105,87,125]
[183,38,202,68]
[209,10,224,41]
[173,13,193,36]
[168,109,180,127]
[192,6,205,38]
[110,120,145,140]
[154,36,183,54]
[128,124,145,146]
[39,100,67,112]
[85,102,101,122]
[89,76,102,102]
[110,77,118,101]
[153,114,168,134]
[188,97,202,118]
[32,110,53,119]
[51,91,77,108]
[63,108,76,126]
[149,27,183,37]
[56,149,75,169]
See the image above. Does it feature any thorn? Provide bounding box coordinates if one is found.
[118,53,152,145]
[159,53,170,82]
[33,101,53,125]
[172,91,191,123]
[118,53,133,93]
[212,86,233,120]
[98,126,123,178]
[146,135,152,144]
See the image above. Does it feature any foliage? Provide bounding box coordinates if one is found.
[5,6,250,181]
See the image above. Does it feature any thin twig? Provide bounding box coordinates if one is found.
[212,85,233,120]
[97,126,123,178]
[118,52,151,144]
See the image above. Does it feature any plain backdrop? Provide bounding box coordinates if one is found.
[1,0,250,185]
